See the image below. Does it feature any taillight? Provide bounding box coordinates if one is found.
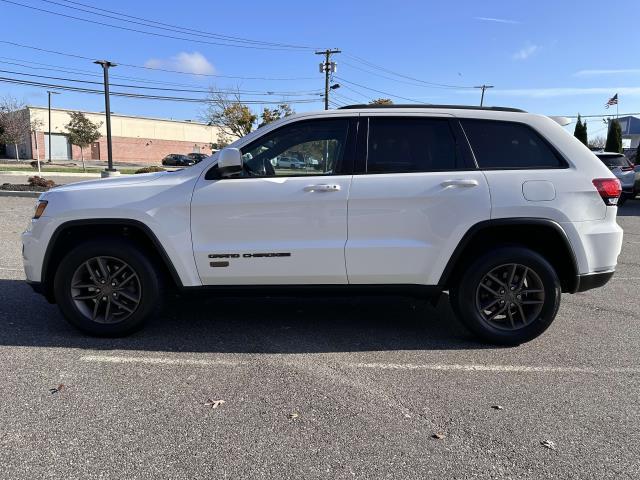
[592,178,622,206]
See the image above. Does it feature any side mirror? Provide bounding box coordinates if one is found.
[217,147,243,177]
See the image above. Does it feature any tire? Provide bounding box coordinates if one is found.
[54,238,161,336]
[450,246,561,345]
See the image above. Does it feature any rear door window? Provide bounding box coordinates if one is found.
[366,117,463,173]
[460,119,565,169]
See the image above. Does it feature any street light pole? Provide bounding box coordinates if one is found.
[94,60,118,177]
[46,90,60,163]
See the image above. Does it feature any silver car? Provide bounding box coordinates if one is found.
[596,152,635,205]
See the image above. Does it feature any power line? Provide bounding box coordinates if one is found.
[563,112,640,118]
[343,52,475,89]
[1,0,313,51]
[50,0,314,50]
[0,40,317,80]
[333,76,421,103]
[0,66,323,96]
[341,60,473,90]
[338,83,372,101]
[0,76,322,104]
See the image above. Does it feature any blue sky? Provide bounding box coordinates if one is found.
[1,0,639,138]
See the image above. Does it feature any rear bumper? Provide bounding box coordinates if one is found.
[574,270,615,292]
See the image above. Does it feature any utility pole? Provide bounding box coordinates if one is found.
[94,60,118,177]
[316,49,341,110]
[46,90,59,163]
[475,84,494,107]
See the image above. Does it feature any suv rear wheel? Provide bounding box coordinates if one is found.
[450,247,561,345]
[54,238,161,336]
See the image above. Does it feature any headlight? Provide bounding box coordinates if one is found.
[33,200,48,219]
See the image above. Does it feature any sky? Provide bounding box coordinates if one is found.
[1,0,639,140]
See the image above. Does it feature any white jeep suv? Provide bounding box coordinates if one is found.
[22,105,624,344]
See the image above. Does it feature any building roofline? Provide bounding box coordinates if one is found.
[26,105,212,126]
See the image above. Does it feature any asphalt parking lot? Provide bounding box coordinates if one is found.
[0,196,639,479]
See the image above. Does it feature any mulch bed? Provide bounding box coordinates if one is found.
[1,183,51,192]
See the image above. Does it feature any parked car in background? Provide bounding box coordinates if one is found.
[161,154,195,167]
[306,157,320,170]
[187,153,208,163]
[275,156,305,169]
[595,152,635,204]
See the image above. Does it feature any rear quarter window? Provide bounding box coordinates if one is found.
[460,119,566,169]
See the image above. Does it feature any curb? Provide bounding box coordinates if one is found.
[0,171,107,177]
[0,190,41,198]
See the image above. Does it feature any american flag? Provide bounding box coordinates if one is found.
[605,93,618,108]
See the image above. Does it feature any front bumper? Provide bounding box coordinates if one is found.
[575,270,615,292]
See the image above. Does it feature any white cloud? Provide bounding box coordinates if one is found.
[458,86,640,98]
[475,16,520,24]
[512,44,539,60]
[144,52,215,74]
[575,69,640,76]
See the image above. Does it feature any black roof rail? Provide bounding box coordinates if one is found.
[337,104,527,113]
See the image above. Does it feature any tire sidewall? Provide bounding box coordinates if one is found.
[54,239,160,336]
[452,247,561,345]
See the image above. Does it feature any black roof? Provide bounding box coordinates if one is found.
[337,104,526,113]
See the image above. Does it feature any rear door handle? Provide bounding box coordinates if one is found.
[440,179,479,188]
[304,184,341,192]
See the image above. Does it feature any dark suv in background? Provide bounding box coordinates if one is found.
[161,154,195,167]
[187,153,209,163]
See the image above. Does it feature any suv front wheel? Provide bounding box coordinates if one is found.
[54,238,161,336]
[450,247,561,345]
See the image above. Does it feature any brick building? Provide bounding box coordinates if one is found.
[3,106,223,165]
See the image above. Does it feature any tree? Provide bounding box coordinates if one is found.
[605,119,623,153]
[258,103,294,128]
[573,114,588,146]
[369,98,393,105]
[588,135,606,150]
[211,133,231,150]
[0,95,30,161]
[65,111,102,172]
[202,88,256,139]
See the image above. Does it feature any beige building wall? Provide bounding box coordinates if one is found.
[28,107,220,144]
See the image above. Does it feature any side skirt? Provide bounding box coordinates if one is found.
[179,284,443,299]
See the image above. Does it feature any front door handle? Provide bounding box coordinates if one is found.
[440,179,479,188]
[304,184,341,192]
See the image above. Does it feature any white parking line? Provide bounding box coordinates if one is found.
[81,355,640,375]
[0,267,23,271]
[348,362,640,374]
[81,355,244,367]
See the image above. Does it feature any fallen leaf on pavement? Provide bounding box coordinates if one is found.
[49,384,64,394]
[491,405,504,410]
[288,413,299,419]
[431,433,444,440]
[540,440,556,450]
[204,399,225,409]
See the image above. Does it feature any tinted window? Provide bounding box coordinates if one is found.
[367,118,461,173]
[461,119,564,169]
[240,119,348,177]
[596,154,630,168]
